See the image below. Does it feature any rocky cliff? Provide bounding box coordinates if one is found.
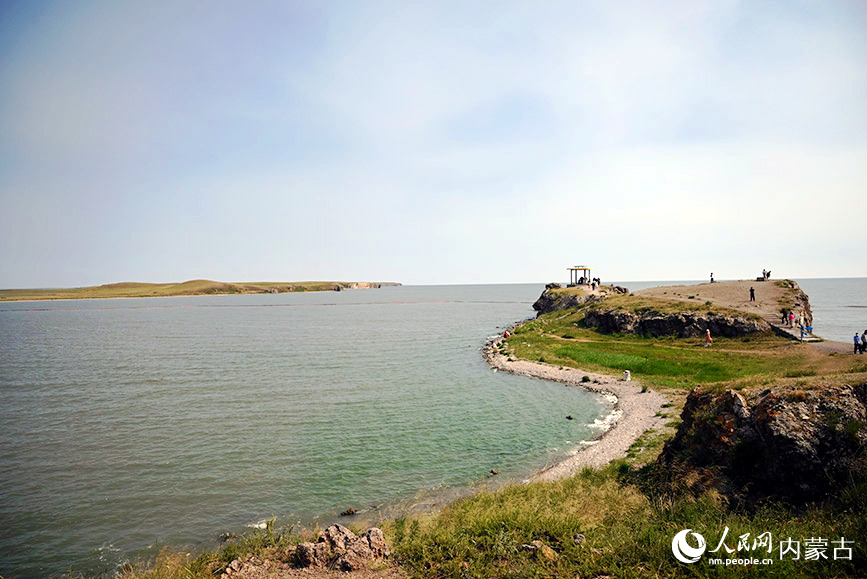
[582,308,770,338]
[657,383,867,504]
[532,283,629,315]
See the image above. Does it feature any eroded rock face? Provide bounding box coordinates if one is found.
[294,524,391,572]
[658,383,867,503]
[582,309,770,338]
[533,286,629,315]
[533,289,593,314]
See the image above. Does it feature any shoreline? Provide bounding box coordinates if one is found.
[483,336,669,479]
[0,281,401,303]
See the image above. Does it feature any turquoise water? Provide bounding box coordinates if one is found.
[0,284,610,578]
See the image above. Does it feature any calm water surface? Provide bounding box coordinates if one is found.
[0,284,609,578]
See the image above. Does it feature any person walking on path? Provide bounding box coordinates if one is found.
[789,312,795,327]
[749,287,755,301]
[855,333,862,354]
[705,329,713,347]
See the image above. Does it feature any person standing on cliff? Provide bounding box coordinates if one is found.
[710,273,714,283]
[855,333,862,354]
[861,330,866,354]
[749,287,755,301]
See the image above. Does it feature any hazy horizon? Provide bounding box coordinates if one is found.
[4,275,866,292]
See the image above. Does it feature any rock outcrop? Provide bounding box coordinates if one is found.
[218,524,390,578]
[657,383,867,504]
[533,289,596,315]
[295,524,390,571]
[583,309,771,338]
[532,285,629,315]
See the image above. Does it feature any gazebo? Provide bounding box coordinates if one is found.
[567,265,591,286]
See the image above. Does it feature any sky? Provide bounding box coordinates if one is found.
[1,0,865,287]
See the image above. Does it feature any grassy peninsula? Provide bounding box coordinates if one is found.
[122,281,867,578]
[0,279,401,301]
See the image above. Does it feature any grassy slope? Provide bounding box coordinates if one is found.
[120,290,867,578]
[0,280,399,301]
[389,294,867,577]
[505,304,860,390]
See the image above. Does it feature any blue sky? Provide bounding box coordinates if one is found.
[1,0,865,287]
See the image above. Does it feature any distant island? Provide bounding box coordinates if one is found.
[0,279,402,301]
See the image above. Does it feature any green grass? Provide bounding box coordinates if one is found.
[551,340,799,388]
[118,518,302,578]
[506,305,800,389]
[389,465,866,578]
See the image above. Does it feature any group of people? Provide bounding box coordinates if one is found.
[780,309,804,328]
[761,268,772,281]
[855,330,867,354]
[577,276,602,290]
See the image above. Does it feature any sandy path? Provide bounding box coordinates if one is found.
[484,341,669,480]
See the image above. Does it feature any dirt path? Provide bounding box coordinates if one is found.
[634,279,786,319]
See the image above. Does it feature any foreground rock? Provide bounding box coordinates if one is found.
[219,524,391,578]
[295,524,390,571]
[658,382,867,504]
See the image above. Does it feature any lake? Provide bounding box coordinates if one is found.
[0,284,608,578]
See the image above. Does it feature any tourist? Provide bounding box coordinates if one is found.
[749,287,755,301]
[854,333,861,354]
[762,269,766,280]
[861,330,867,354]
[710,272,714,283]
[789,311,795,327]
[705,329,713,347]
[781,310,787,324]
